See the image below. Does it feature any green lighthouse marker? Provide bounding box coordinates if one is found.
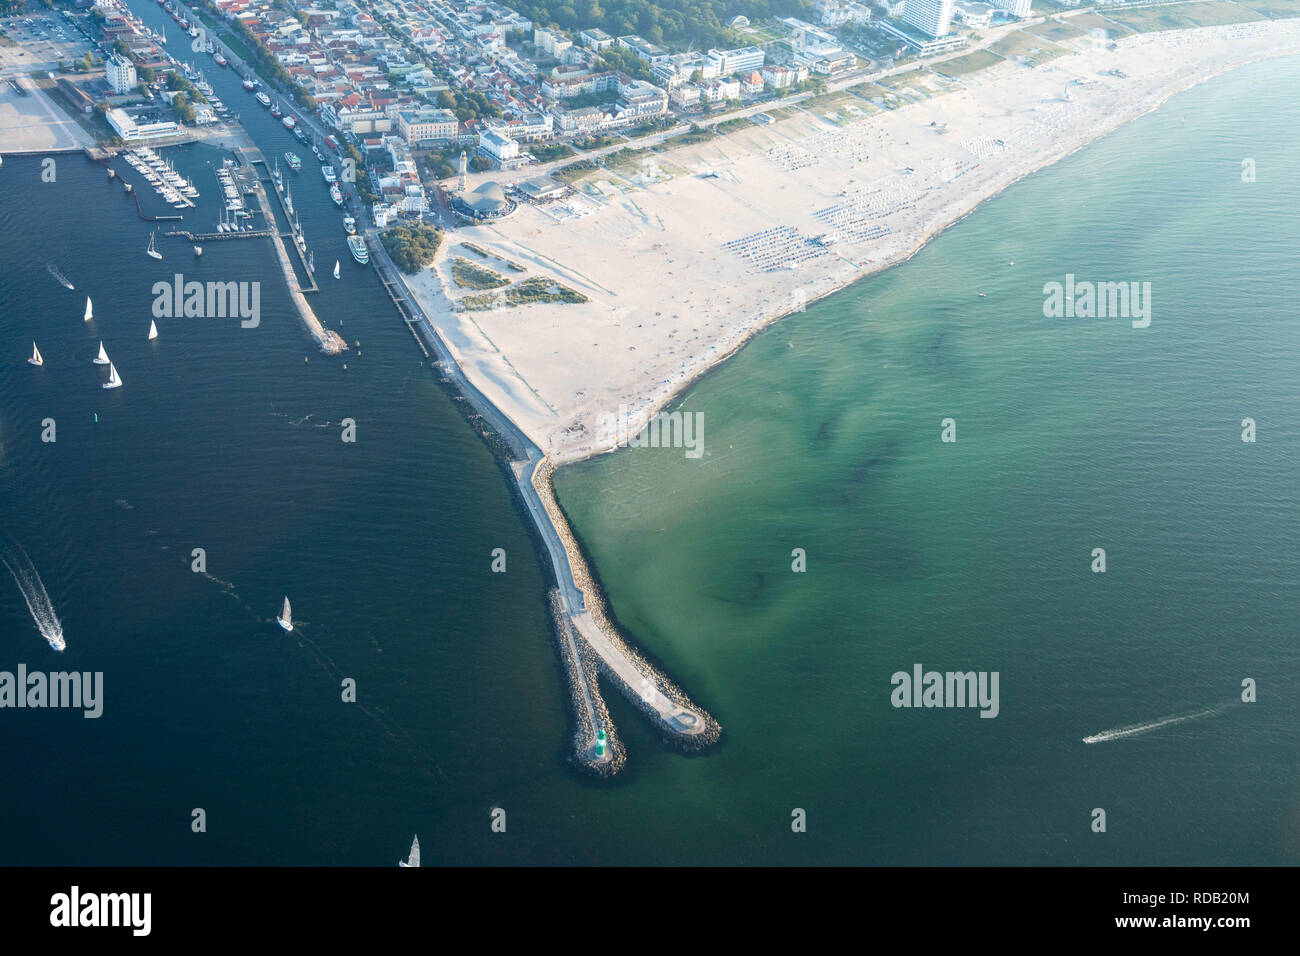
[596,730,607,758]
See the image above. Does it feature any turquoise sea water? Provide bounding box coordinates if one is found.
[554,56,1300,864]
[1,0,1297,864]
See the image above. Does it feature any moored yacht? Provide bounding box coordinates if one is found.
[348,235,369,265]
[256,91,271,108]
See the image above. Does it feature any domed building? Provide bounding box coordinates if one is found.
[451,181,517,222]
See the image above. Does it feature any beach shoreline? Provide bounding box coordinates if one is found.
[400,19,1300,468]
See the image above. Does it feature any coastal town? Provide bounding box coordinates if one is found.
[6,0,1042,220]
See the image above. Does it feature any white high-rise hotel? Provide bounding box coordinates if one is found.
[991,0,1033,17]
[902,0,956,36]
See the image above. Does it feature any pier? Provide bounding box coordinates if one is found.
[237,146,319,294]
[370,241,717,774]
[219,146,343,354]
[375,261,430,359]
[164,228,276,242]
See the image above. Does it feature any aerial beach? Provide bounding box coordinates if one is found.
[3,0,1300,884]
[403,16,1300,464]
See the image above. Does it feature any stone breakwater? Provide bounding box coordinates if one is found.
[533,458,722,754]
[548,589,626,777]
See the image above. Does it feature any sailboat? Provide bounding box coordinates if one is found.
[28,342,43,367]
[93,341,110,365]
[276,596,293,632]
[146,231,162,260]
[398,835,420,868]
[84,297,93,322]
[102,362,122,390]
[148,320,159,341]
[194,245,202,257]
[333,260,340,279]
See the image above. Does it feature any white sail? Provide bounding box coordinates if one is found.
[94,341,110,365]
[103,362,122,389]
[399,835,420,867]
[148,320,159,341]
[334,260,340,279]
[147,231,162,260]
[84,297,93,322]
[277,596,293,631]
[28,342,42,366]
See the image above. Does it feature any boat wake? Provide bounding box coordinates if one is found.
[0,538,66,652]
[1083,705,1228,744]
[46,263,74,291]
[292,631,451,783]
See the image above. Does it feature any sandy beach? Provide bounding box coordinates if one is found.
[404,18,1300,465]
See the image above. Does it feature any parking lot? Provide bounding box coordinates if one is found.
[0,13,94,76]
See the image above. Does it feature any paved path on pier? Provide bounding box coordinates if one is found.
[369,238,708,744]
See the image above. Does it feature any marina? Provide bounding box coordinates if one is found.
[120,147,199,210]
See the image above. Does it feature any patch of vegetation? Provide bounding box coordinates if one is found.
[1178,0,1268,25]
[1235,0,1300,18]
[987,30,1069,65]
[463,243,526,272]
[715,116,755,134]
[624,117,678,139]
[452,257,509,290]
[511,0,815,50]
[529,142,575,163]
[572,132,624,150]
[1024,17,1088,42]
[932,49,1003,77]
[594,46,655,82]
[669,124,717,147]
[380,223,443,275]
[554,158,599,183]
[460,276,589,310]
[1063,12,1134,38]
